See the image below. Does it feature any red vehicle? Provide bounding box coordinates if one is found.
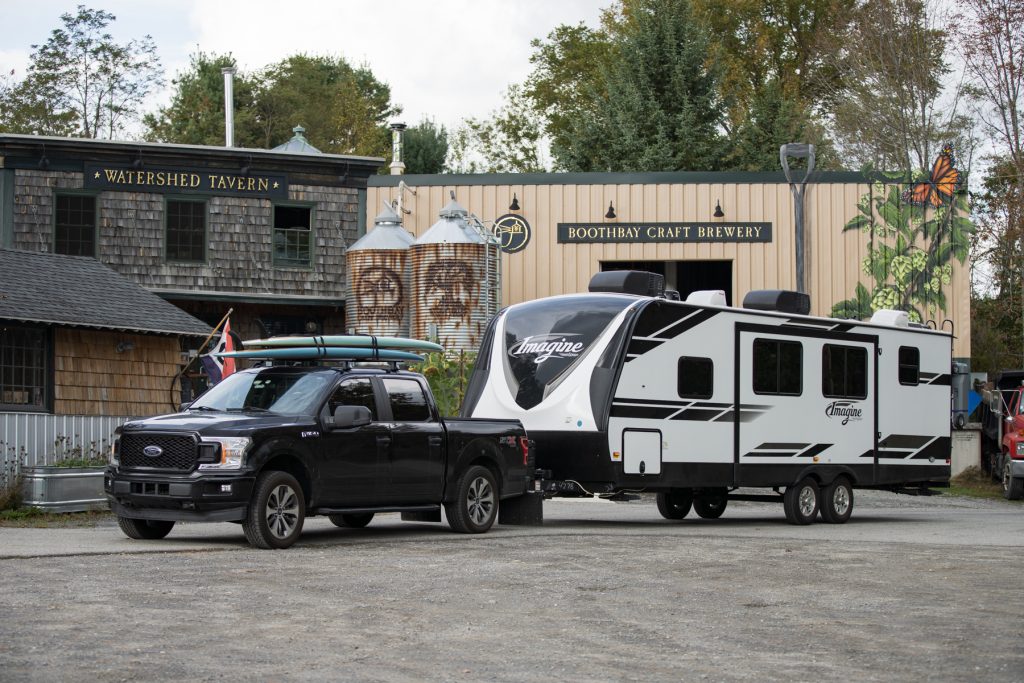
[997,386,1024,499]
[980,371,1024,500]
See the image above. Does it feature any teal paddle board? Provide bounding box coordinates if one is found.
[241,334,443,353]
[217,346,424,362]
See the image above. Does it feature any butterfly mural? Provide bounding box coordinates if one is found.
[902,144,960,207]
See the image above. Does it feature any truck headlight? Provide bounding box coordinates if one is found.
[198,437,251,470]
[1016,442,1024,456]
[109,438,119,467]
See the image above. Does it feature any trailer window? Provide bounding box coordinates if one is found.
[898,346,920,385]
[822,345,868,399]
[382,378,432,422]
[678,356,713,399]
[753,339,802,396]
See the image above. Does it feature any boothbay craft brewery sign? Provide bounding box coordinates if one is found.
[84,164,289,199]
[557,222,773,244]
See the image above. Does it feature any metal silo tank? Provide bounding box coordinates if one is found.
[410,198,498,353]
[346,202,415,336]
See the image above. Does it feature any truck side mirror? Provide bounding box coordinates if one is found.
[332,405,372,429]
[179,402,193,412]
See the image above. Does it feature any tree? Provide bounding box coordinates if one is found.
[144,53,261,147]
[402,119,448,175]
[4,5,163,139]
[553,0,726,172]
[448,85,548,173]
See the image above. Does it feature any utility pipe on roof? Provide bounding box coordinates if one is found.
[780,143,816,293]
[222,67,237,148]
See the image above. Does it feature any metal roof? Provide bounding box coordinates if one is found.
[0,249,213,336]
[348,202,414,251]
[270,125,323,155]
[414,198,485,245]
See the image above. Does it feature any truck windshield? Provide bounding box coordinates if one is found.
[503,294,634,409]
[189,371,333,415]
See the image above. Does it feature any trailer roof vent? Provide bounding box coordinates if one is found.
[588,270,665,297]
[686,290,727,307]
[870,309,910,327]
[742,289,810,315]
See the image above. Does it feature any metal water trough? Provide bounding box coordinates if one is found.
[21,466,108,512]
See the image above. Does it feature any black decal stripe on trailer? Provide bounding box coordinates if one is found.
[911,436,951,460]
[797,443,833,458]
[626,309,721,361]
[744,451,800,458]
[927,374,951,386]
[919,372,938,381]
[613,397,693,407]
[880,434,933,448]
[609,405,678,419]
[670,408,722,421]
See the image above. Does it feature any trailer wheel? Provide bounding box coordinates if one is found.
[820,477,854,524]
[656,489,693,520]
[693,494,728,519]
[328,513,375,528]
[784,477,819,525]
[243,470,305,549]
[117,517,175,540]
[1003,460,1024,500]
[446,465,498,534]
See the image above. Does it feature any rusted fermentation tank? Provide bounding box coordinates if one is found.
[410,198,500,352]
[345,202,414,336]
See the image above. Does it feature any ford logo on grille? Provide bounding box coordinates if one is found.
[143,445,163,458]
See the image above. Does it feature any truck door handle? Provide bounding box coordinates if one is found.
[377,436,392,446]
[428,436,442,446]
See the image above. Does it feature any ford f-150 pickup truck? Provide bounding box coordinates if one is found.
[106,364,534,548]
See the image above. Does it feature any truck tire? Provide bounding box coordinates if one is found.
[1003,460,1024,500]
[693,493,728,519]
[784,477,819,525]
[117,516,174,540]
[446,465,497,534]
[656,489,692,520]
[820,476,854,524]
[243,470,305,549]
[328,513,374,528]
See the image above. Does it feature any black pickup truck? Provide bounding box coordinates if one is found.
[105,364,534,548]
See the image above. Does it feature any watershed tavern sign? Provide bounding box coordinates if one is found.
[557,222,772,244]
[85,164,289,199]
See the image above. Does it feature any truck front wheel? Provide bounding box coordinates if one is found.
[243,470,306,549]
[117,517,174,540]
[1003,460,1024,500]
[446,465,497,534]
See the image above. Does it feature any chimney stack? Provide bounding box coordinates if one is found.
[222,67,237,148]
[389,122,407,175]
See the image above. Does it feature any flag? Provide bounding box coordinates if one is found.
[199,318,236,385]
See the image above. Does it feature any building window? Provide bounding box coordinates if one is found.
[54,194,96,257]
[0,325,50,412]
[753,338,802,396]
[678,356,713,399]
[273,205,312,267]
[822,344,868,399]
[166,199,206,262]
[899,346,920,385]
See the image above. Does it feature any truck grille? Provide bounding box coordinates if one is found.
[120,434,198,470]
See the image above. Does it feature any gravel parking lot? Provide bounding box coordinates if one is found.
[1,491,1022,682]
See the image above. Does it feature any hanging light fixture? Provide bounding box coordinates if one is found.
[605,201,616,219]
[713,200,725,218]
[509,193,520,211]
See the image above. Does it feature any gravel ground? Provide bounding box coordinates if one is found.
[0,492,1022,682]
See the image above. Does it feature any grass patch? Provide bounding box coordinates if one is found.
[946,466,1011,501]
[0,508,113,528]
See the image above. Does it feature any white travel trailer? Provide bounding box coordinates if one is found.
[461,271,952,524]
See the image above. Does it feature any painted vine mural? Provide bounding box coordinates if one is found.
[831,146,974,324]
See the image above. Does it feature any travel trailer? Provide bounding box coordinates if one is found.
[461,271,952,525]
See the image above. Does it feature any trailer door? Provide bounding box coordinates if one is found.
[736,325,877,484]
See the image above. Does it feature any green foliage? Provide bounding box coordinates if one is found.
[49,436,109,468]
[419,352,476,418]
[403,119,449,174]
[1,5,163,138]
[449,85,548,173]
[832,179,974,322]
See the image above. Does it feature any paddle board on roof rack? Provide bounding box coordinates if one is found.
[241,335,443,353]
[217,347,424,362]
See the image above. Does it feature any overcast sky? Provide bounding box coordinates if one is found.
[0,0,607,136]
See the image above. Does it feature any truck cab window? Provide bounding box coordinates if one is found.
[382,378,431,422]
[898,346,920,385]
[329,378,377,419]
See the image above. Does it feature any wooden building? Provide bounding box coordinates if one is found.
[367,171,972,362]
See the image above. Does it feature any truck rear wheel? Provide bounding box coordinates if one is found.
[117,517,174,540]
[446,465,497,534]
[243,470,305,549]
[1003,460,1024,500]
[329,513,374,528]
[656,489,693,520]
[820,476,854,523]
[784,477,819,525]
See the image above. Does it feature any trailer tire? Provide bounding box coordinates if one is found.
[1003,460,1024,500]
[784,477,819,525]
[656,489,693,520]
[820,477,854,524]
[446,465,498,534]
[693,494,728,519]
[328,513,375,528]
[117,517,174,540]
[243,470,305,549]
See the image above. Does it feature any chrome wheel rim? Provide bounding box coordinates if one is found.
[1004,462,1012,493]
[798,486,816,517]
[467,476,495,526]
[832,485,850,516]
[266,484,300,539]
